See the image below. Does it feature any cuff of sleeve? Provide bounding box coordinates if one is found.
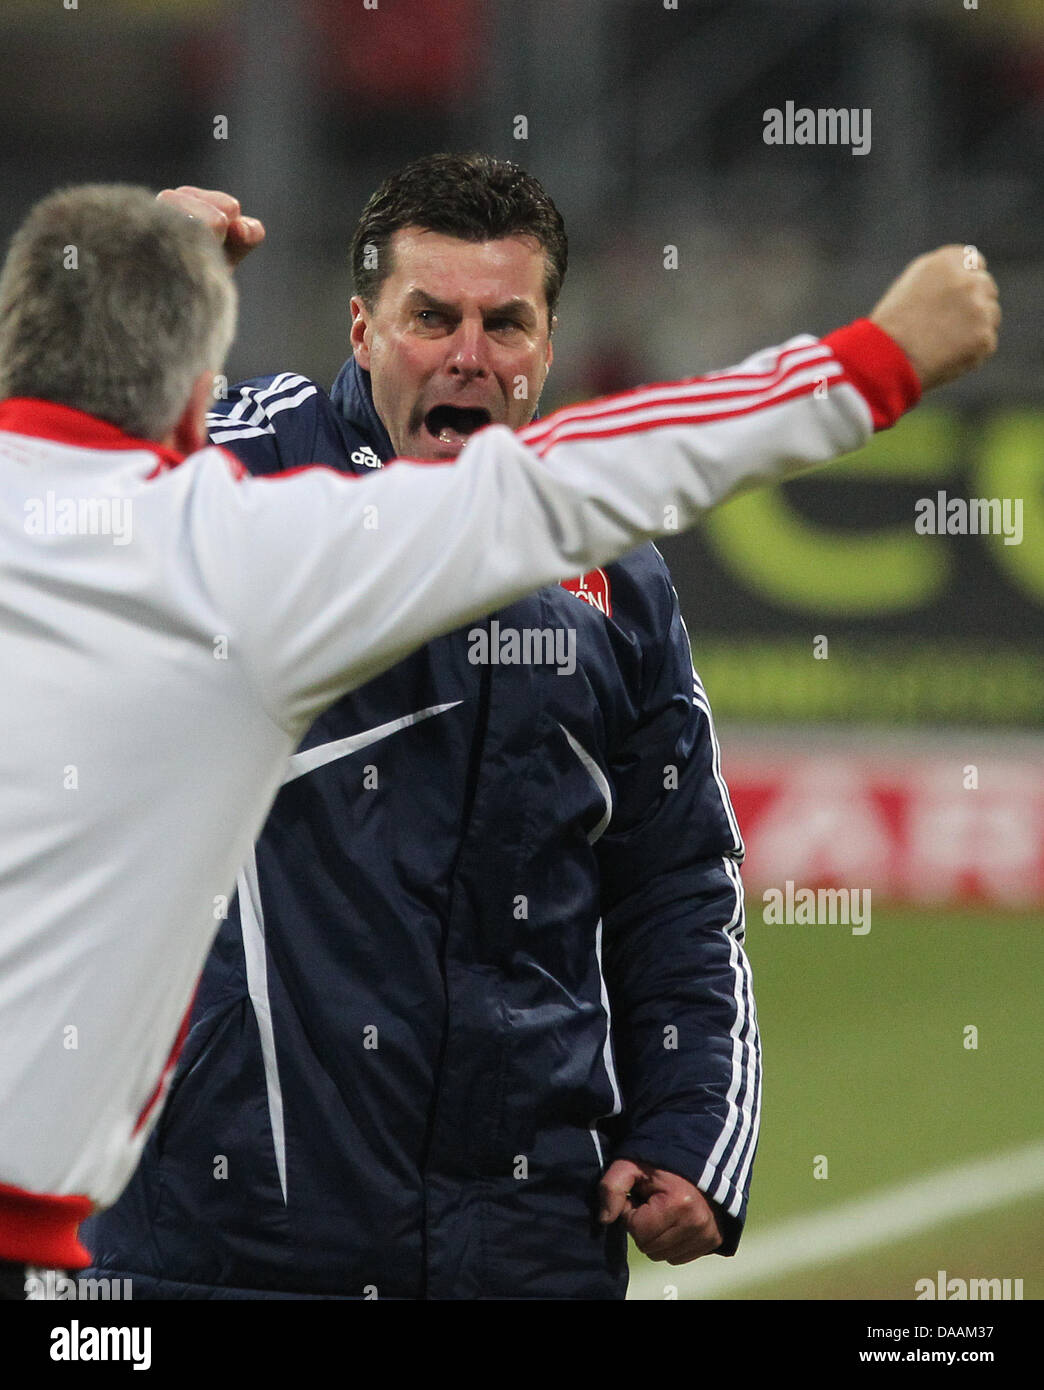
[608,1145,747,1258]
[0,1181,93,1268]
[823,318,922,431]
[711,1203,743,1259]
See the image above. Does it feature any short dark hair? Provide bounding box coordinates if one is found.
[351,153,568,325]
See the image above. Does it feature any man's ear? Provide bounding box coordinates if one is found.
[169,370,214,456]
[350,295,372,371]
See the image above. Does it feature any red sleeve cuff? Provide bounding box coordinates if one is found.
[0,1182,93,1269]
[822,318,922,430]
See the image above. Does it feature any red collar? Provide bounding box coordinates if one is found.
[0,397,186,474]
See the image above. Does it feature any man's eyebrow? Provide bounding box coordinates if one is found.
[485,298,538,324]
[404,289,538,323]
[405,288,456,313]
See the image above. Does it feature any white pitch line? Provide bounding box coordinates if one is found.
[626,1137,1044,1300]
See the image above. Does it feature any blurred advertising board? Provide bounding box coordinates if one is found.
[723,730,1044,908]
[661,407,1044,728]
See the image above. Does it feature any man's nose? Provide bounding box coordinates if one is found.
[446,324,490,379]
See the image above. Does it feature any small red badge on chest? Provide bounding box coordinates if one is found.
[561,568,612,618]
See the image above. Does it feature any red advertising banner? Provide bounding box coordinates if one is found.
[724,735,1044,907]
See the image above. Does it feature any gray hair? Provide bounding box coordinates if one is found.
[0,184,237,441]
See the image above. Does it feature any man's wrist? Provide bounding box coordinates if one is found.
[823,317,922,430]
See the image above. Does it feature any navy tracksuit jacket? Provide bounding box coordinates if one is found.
[83,357,761,1299]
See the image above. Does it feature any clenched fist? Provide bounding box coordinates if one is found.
[156,186,265,268]
[599,1159,724,1264]
[870,244,1000,391]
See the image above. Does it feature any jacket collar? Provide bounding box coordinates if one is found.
[0,397,186,474]
[328,357,395,462]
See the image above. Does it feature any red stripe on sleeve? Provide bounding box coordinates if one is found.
[132,986,198,1137]
[528,377,829,457]
[519,343,833,449]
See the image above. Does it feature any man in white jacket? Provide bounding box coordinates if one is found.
[0,183,998,1290]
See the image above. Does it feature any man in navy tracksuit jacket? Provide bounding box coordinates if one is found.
[84,157,760,1298]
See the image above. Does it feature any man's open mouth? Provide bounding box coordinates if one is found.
[423,404,492,449]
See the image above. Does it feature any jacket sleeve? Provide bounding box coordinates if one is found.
[597,556,758,1256]
[193,323,918,739]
